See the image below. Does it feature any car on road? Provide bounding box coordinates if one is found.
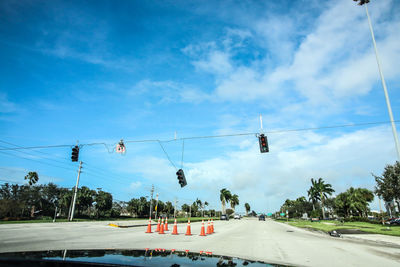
[385,217,399,225]
[234,214,241,220]
[259,215,265,221]
[220,214,229,221]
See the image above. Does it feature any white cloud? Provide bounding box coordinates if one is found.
[116,125,397,213]
[182,126,396,212]
[182,0,400,113]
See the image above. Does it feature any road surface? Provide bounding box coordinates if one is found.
[1,218,399,266]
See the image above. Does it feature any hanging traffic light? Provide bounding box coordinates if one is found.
[258,134,269,153]
[71,146,79,162]
[176,169,187,188]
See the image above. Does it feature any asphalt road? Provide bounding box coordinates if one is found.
[1,218,400,266]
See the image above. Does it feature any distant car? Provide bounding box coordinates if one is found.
[220,214,229,221]
[390,218,400,225]
[234,214,241,220]
[259,215,265,221]
[385,217,399,225]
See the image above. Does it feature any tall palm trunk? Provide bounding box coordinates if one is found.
[221,201,226,215]
[320,193,325,219]
[245,210,248,216]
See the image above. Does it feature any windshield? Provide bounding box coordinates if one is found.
[1,0,400,266]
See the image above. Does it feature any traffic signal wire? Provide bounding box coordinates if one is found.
[181,139,185,170]
[0,120,398,151]
[0,140,140,186]
[157,141,178,171]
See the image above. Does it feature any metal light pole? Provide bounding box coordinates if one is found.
[149,185,154,219]
[364,3,400,160]
[69,161,82,221]
[154,193,159,219]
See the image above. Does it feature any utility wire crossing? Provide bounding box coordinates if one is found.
[0,120,397,152]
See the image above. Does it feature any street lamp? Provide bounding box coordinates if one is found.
[354,0,400,160]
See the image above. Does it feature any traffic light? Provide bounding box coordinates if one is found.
[71,146,79,162]
[258,134,269,153]
[176,169,187,188]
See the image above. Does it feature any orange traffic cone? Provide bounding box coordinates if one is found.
[155,217,160,232]
[211,219,214,233]
[200,220,206,236]
[159,218,165,234]
[145,217,152,233]
[164,217,169,231]
[185,219,192,236]
[171,219,178,235]
[206,220,211,235]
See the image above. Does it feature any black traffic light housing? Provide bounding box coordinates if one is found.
[176,169,187,188]
[258,134,269,153]
[71,146,79,162]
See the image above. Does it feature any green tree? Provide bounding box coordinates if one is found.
[220,188,232,215]
[24,172,39,186]
[335,187,374,218]
[307,179,320,211]
[244,203,250,216]
[308,178,335,219]
[373,161,400,213]
[76,186,96,216]
[181,203,190,216]
[165,201,174,217]
[94,191,113,218]
[190,202,199,217]
[353,0,370,6]
[230,194,239,214]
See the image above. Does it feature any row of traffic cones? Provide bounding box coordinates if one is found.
[146,218,215,236]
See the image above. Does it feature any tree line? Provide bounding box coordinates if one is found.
[279,161,400,220]
[0,172,219,220]
[280,178,374,219]
[0,182,115,219]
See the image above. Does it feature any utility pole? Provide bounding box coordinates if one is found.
[69,161,82,221]
[364,3,400,160]
[154,193,159,219]
[149,185,154,219]
[174,198,178,219]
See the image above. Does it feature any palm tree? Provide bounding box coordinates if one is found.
[220,188,231,215]
[307,179,320,211]
[309,178,335,219]
[203,201,209,217]
[24,171,39,217]
[230,194,239,214]
[353,0,369,5]
[24,172,39,186]
[244,203,250,216]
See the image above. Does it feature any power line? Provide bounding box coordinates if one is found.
[0,140,139,187]
[0,120,397,151]
[158,141,177,171]
[0,150,76,173]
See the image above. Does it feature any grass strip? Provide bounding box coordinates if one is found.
[280,219,400,237]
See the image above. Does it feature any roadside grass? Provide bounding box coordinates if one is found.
[0,217,147,224]
[175,217,219,223]
[280,219,400,237]
[0,217,218,224]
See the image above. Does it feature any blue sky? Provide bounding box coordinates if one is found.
[1,0,399,213]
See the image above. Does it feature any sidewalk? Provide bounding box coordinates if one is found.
[341,233,400,247]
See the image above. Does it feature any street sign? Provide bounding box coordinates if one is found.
[280,212,285,216]
[267,213,272,216]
